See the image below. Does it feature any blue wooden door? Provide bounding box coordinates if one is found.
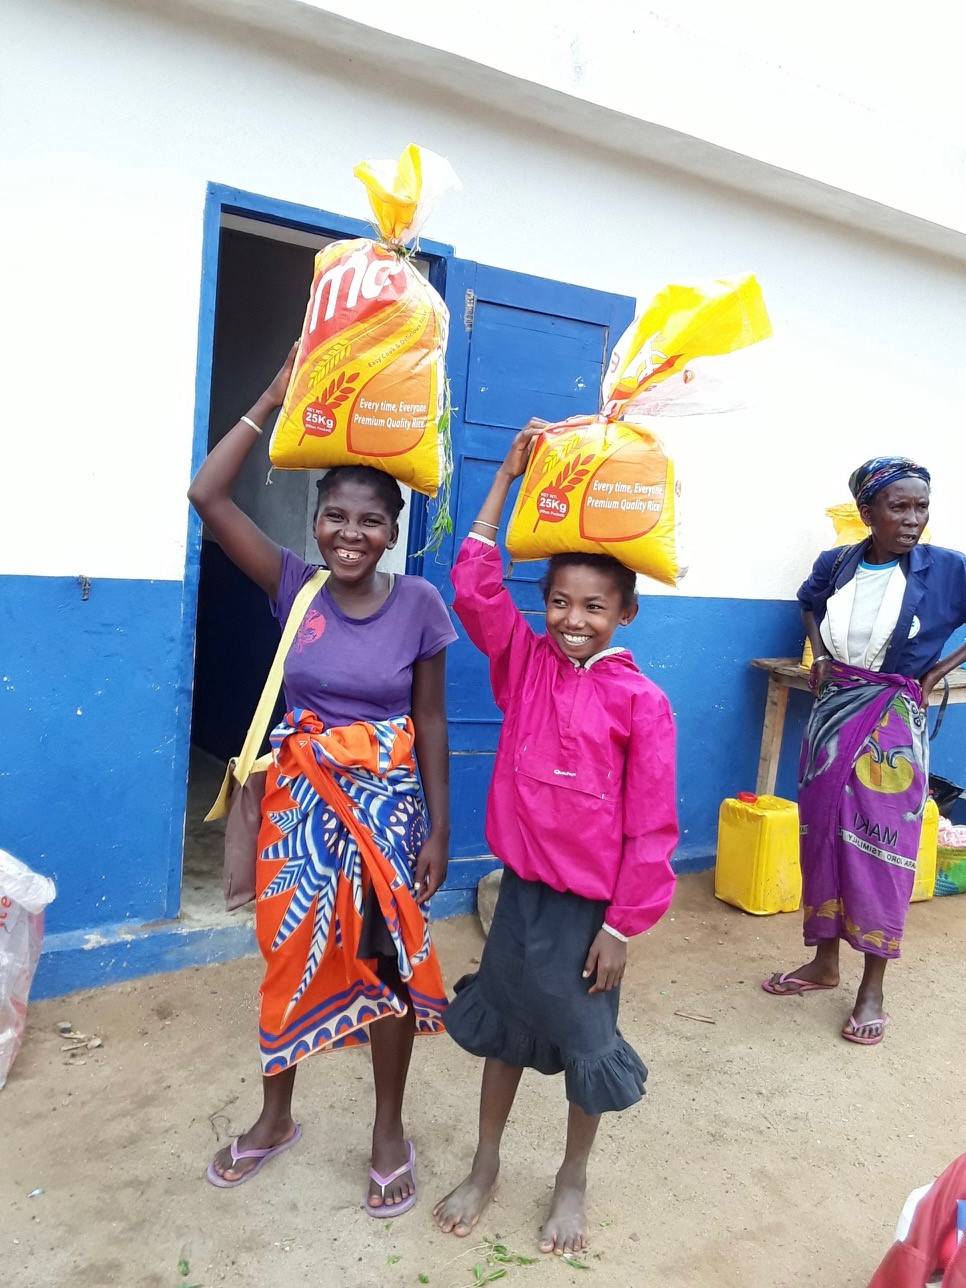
[422,260,635,907]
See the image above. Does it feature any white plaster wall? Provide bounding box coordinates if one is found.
[310,0,966,235]
[2,0,965,598]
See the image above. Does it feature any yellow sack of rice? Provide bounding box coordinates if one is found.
[270,144,458,497]
[506,275,772,585]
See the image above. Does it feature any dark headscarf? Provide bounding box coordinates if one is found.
[848,457,931,509]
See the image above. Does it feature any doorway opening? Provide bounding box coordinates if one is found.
[181,212,418,926]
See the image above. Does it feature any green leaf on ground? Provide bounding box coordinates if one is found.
[563,1254,592,1269]
[482,1239,535,1267]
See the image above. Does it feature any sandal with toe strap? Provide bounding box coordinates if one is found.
[206,1123,302,1189]
[762,971,837,996]
[364,1140,417,1218]
[841,1013,890,1046]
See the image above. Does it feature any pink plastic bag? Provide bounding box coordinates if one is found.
[0,850,56,1089]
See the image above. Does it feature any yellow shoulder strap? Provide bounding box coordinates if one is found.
[205,566,329,821]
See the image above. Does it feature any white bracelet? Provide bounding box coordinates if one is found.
[241,415,263,435]
[602,923,628,943]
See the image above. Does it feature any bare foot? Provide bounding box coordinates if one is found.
[433,1155,499,1237]
[539,1171,588,1256]
[764,958,840,994]
[367,1132,415,1210]
[209,1117,298,1183]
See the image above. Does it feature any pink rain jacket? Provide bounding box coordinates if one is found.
[451,536,678,938]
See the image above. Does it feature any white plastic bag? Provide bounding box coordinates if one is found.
[0,850,56,1090]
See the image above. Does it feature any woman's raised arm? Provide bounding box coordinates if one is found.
[187,342,298,598]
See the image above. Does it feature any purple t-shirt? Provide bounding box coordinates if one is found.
[271,548,457,728]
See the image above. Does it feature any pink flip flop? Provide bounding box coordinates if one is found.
[841,1013,890,1046]
[206,1123,302,1188]
[364,1140,417,1219]
[762,972,837,996]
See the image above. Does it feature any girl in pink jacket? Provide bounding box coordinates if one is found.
[434,423,678,1257]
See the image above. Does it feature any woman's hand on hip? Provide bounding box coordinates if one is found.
[920,668,940,706]
[414,832,449,905]
[809,657,832,694]
[583,929,627,994]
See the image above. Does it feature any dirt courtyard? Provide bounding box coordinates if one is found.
[4,872,964,1288]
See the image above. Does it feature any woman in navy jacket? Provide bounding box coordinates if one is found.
[763,458,966,1045]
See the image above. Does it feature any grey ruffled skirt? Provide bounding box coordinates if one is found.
[445,866,647,1115]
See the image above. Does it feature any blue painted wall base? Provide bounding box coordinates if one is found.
[33,917,259,1001]
[31,854,500,999]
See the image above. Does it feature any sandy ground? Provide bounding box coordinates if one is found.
[4,873,964,1288]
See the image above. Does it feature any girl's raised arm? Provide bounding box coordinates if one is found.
[451,420,547,709]
[467,419,547,542]
[187,342,298,599]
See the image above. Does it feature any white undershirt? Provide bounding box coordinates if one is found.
[820,559,919,673]
[846,561,899,667]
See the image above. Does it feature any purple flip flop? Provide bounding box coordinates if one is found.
[206,1123,302,1189]
[364,1140,417,1219]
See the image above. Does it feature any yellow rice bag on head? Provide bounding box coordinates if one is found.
[270,145,459,498]
[507,274,771,584]
[510,417,682,584]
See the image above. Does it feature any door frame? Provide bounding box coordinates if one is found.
[166,182,453,916]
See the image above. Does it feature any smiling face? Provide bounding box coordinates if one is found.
[861,477,930,559]
[544,563,637,664]
[314,477,398,584]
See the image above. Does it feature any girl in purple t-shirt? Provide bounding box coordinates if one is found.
[188,343,456,1215]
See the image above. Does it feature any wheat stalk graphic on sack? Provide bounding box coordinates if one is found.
[522,432,582,500]
[532,450,595,532]
[299,371,359,444]
[309,339,352,389]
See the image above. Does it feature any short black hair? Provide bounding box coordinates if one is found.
[541,553,637,611]
[314,466,405,523]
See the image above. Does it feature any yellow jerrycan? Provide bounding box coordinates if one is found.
[715,793,801,915]
[911,797,939,903]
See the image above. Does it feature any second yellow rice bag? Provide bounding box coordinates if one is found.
[509,417,681,583]
[507,275,772,584]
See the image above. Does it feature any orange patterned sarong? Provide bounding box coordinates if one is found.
[256,710,447,1074]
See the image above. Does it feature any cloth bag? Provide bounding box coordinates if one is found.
[206,568,329,910]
